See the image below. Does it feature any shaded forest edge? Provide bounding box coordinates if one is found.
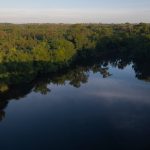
[0,23,150,92]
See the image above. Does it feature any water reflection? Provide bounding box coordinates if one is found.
[0,56,149,122]
[0,58,150,150]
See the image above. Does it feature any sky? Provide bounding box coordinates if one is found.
[0,0,150,23]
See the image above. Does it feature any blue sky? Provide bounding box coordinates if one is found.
[0,0,150,23]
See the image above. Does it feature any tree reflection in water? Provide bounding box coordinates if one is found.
[0,55,150,122]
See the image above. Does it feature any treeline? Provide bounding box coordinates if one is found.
[0,23,150,62]
[0,23,150,86]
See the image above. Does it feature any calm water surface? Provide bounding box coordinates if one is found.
[0,64,150,150]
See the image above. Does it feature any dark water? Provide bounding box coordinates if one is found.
[0,64,150,150]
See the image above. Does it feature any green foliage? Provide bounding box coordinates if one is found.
[32,42,50,61]
[0,23,149,85]
[52,39,76,62]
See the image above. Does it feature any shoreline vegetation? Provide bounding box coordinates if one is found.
[0,23,150,121]
[0,23,150,92]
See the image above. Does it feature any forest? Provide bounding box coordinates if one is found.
[0,23,150,93]
[0,23,150,121]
